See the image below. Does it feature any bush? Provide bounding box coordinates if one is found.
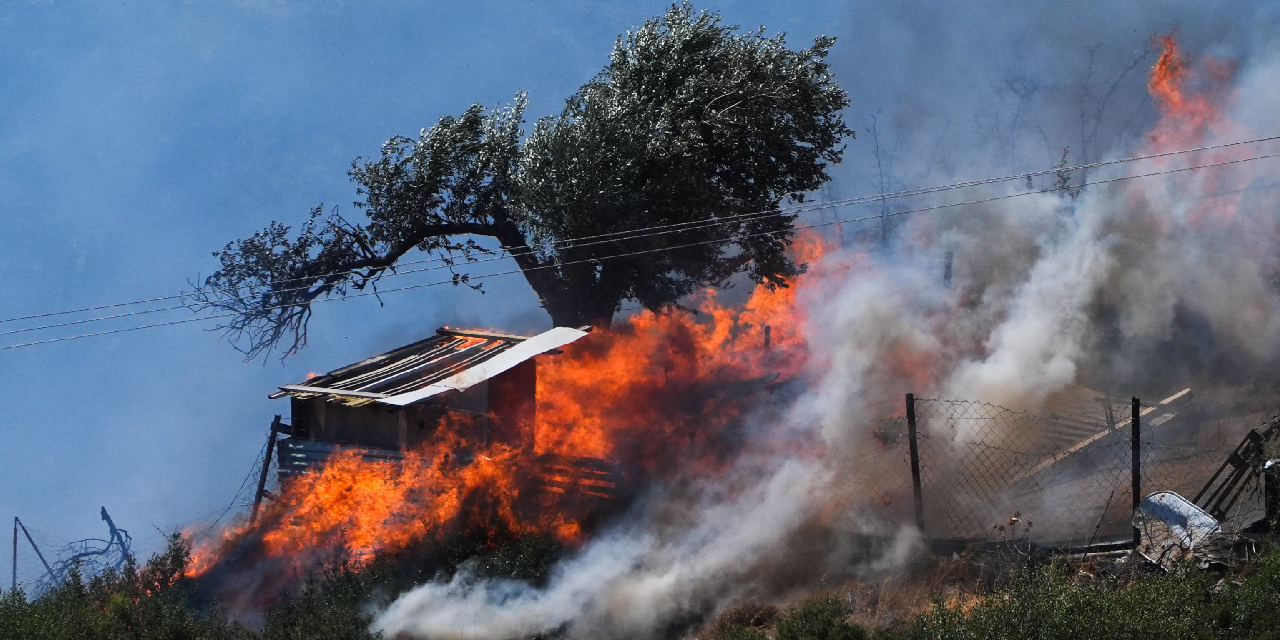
[775,595,867,640]
[260,562,381,640]
[0,534,246,640]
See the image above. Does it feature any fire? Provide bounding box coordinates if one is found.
[534,236,822,472]
[1137,33,1262,236]
[186,233,832,589]
[1145,34,1232,153]
[1149,35,1188,115]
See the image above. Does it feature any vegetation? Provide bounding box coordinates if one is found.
[0,530,573,640]
[193,2,852,359]
[16,532,1280,639]
[705,549,1280,640]
[0,534,246,640]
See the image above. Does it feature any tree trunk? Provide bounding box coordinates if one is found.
[489,214,616,329]
[541,287,615,329]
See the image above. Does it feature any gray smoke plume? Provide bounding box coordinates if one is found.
[374,9,1280,639]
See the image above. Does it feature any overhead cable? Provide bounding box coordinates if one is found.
[5,147,1277,351]
[4,133,1277,326]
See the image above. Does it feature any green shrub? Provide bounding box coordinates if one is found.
[471,533,563,586]
[776,595,867,640]
[260,562,381,640]
[0,534,246,640]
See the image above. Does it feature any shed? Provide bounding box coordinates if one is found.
[268,326,590,478]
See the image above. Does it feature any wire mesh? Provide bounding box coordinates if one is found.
[908,398,1134,545]
[865,395,1280,547]
[1140,411,1278,534]
[835,412,919,527]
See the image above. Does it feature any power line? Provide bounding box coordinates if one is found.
[0,303,198,338]
[192,441,269,546]
[4,133,1278,327]
[5,147,1277,351]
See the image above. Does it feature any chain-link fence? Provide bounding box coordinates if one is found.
[910,397,1133,546]
[869,394,1279,548]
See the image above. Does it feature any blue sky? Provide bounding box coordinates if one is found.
[0,0,1268,585]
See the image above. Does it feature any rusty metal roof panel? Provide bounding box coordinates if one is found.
[273,326,590,405]
[380,326,591,406]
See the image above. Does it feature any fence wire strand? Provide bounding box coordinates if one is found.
[866,396,1275,547]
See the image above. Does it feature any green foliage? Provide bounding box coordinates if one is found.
[0,534,247,640]
[775,595,867,640]
[700,548,1280,640]
[470,533,564,586]
[194,2,852,359]
[22,534,1280,639]
[260,562,382,640]
[889,557,1243,640]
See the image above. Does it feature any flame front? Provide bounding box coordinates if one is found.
[1149,35,1189,116]
[187,234,830,599]
[1145,34,1234,153]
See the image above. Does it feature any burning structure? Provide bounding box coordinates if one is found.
[268,326,590,475]
[184,32,1280,640]
[252,324,644,537]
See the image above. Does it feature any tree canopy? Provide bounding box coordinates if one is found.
[193,3,852,360]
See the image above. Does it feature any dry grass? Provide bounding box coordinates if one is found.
[688,550,1026,639]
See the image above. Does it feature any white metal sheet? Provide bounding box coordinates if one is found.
[1133,490,1221,567]
[378,326,590,407]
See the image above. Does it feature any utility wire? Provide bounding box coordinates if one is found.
[0,303,199,338]
[4,147,1277,351]
[193,441,269,546]
[4,133,1278,327]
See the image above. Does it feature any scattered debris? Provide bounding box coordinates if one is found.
[1133,490,1219,568]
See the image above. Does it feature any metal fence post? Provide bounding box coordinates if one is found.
[906,393,925,534]
[1265,462,1280,525]
[1131,397,1141,548]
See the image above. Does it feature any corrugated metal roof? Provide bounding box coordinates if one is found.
[271,326,590,406]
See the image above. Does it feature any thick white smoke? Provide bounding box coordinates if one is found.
[373,29,1280,640]
[375,461,831,639]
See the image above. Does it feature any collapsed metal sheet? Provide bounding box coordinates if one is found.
[1133,490,1221,567]
[379,326,590,407]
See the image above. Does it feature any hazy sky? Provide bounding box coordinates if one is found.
[1,0,1272,586]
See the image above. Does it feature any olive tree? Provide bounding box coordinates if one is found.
[193,3,851,359]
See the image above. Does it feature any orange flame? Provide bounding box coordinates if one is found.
[1145,34,1229,153]
[1139,34,1263,232]
[1149,35,1188,115]
[187,233,833,586]
[533,235,825,472]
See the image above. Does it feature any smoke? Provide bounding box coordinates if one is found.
[372,14,1280,640]
[376,460,830,639]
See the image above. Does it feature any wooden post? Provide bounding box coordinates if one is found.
[1131,397,1142,548]
[250,416,281,526]
[11,517,16,591]
[397,411,409,452]
[906,393,925,533]
[15,518,53,582]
